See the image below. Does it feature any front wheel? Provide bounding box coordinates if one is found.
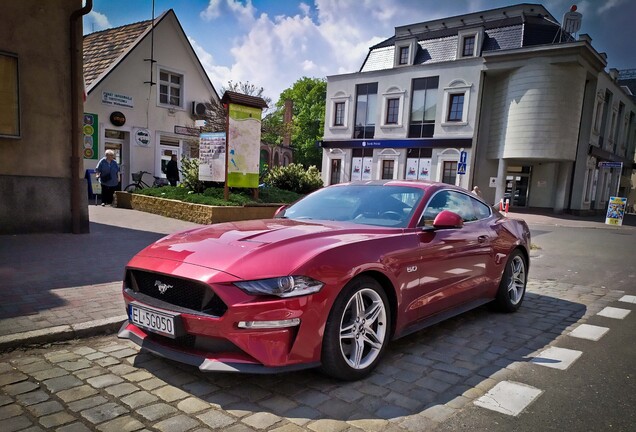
[494,250,527,312]
[124,184,139,193]
[320,276,391,380]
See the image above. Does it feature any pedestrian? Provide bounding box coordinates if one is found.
[96,149,120,206]
[165,154,180,186]
[472,185,483,197]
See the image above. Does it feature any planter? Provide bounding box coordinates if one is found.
[114,191,133,209]
[129,194,281,224]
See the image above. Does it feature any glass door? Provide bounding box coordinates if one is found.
[505,166,532,207]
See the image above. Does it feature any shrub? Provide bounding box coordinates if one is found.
[180,157,205,193]
[264,163,323,194]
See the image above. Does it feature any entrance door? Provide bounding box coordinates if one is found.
[104,129,127,187]
[159,139,181,181]
[505,166,532,207]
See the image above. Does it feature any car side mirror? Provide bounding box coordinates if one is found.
[274,205,288,218]
[432,210,464,229]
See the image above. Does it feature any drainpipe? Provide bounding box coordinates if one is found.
[70,0,92,234]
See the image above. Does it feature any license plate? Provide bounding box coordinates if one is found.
[129,304,177,338]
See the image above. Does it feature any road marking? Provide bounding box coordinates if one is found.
[474,381,542,416]
[597,307,631,319]
[619,295,636,304]
[530,347,582,370]
[568,324,609,341]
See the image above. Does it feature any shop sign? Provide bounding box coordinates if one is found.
[82,113,98,159]
[102,91,133,108]
[110,111,126,126]
[134,128,151,147]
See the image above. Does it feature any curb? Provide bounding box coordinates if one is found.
[0,315,127,351]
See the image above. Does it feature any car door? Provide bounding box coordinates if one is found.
[404,190,492,320]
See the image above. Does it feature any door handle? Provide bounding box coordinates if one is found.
[478,235,489,244]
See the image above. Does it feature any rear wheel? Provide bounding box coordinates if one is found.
[124,184,139,193]
[494,250,527,312]
[320,276,391,380]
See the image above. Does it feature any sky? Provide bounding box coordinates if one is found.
[84,0,636,103]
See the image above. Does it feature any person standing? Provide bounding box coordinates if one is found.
[96,149,120,206]
[472,186,483,197]
[165,154,179,186]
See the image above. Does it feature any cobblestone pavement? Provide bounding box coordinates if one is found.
[0,279,625,432]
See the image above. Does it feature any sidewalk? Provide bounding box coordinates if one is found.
[0,204,632,350]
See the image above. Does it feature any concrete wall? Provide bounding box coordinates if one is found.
[0,0,88,233]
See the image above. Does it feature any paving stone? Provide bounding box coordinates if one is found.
[0,372,29,386]
[177,397,210,414]
[284,406,321,426]
[0,403,23,420]
[87,374,124,388]
[14,361,50,375]
[202,392,240,408]
[3,380,39,395]
[85,352,108,361]
[197,409,237,429]
[347,418,390,432]
[223,424,257,432]
[258,395,297,414]
[0,394,12,406]
[415,377,452,393]
[123,370,154,382]
[399,414,438,432]
[96,415,145,432]
[307,419,348,432]
[57,385,99,403]
[181,381,219,397]
[97,343,131,353]
[137,403,178,421]
[242,412,282,429]
[73,347,97,356]
[31,368,68,381]
[329,386,364,403]
[74,366,108,380]
[120,391,159,409]
[270,424,306,432]
[105,383,139,397]
[57,422,93,432]
[39,411,76,428]
[294,389,330,407]
[110,348,139,359]
[224,402,262,418]
[68,396,109,412]
[80,402,128,424]
[384,391,422,410]
[138,377,166,391]
[474,380,542,416]
[16,390,49,406]
[153,385,190,402]
[43,375,83,392]
[108,364,138,376]
[2,415,33,432]
[45,352,80,363]
[153,414,201,432]
[95,357,120,367]
[58,360,92,372]
[28,400,64,417]
[374,404,410,419]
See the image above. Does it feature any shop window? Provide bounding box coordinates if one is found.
[447,94,464,122]
[334,102,345,126]
[409,76,438,138]
[386,98,399,124]
[0,52,20,137]
[381,160,395,179]
[330,158,342,184]
[354,83,377,139]
[159,68,183,108]
[442,161,457,185]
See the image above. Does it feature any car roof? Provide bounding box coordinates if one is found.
[333,180,458,192]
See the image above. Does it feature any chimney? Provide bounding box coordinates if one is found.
[283,99,293,147]
[609,68,619,81]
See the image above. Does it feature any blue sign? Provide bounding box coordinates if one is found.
[457,162,467,175]
[319,138,472,149]
[460,150,467,164]
[598,161,622,169]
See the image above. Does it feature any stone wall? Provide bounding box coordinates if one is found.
[125,193,281,224]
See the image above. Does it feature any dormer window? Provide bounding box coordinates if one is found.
[399,46,409,65]
[456,28,484,59]
[462,36,475,57]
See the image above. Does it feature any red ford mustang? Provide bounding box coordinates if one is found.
[118,180,530,380]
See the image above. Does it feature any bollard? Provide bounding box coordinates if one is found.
[505,199,510,214]
[499,198,504,211]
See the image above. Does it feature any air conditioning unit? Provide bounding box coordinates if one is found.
[191,101,207,116]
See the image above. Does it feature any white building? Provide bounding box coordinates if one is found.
[321,3,636,214]
[83,9,219,187]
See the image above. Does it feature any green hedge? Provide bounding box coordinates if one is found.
[132,185,302,206]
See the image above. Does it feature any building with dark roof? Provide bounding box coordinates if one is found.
[83,9,220,187]
[320,3,636,214]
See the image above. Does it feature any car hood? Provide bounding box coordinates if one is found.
[135,219,401,279]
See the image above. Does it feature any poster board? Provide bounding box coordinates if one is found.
[351,157,363,181]
[199,132,226,182]
[227,103,261,188]
[605,196,627,226]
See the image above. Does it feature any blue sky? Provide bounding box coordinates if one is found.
[84,0,636,102]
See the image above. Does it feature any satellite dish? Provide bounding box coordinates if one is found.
[562,5,582,34]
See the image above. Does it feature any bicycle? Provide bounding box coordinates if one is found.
[124,171,169,192]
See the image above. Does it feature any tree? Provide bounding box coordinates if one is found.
[277,77,326,167]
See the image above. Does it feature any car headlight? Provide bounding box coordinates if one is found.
[234,276,323,298]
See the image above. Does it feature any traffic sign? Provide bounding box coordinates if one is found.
[457,162,466,175]
[460,150,467,164]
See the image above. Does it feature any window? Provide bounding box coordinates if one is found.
[0,52,20,137]
[418,190,476,226]
[330,158,342,185]
[472,199,491,220]
[386,98,399,124]
[399,46,409,65]
[462,35,476,57]
[447,94,464,122]
[334,102,345,126]
[159,69,182,107]
[442,161,457,185]
[354,83,378,139]
[382,160,394,179]
[409,76,438,138]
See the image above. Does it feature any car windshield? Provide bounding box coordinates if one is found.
[281,184,425,227]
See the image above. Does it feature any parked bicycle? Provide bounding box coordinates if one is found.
[124,171,169,192]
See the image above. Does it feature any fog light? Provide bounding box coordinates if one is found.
[237,318,301,329]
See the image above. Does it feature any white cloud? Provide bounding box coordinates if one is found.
[84,10,111,33]
[299,2,311,16]
[598,0,626,14]
[200,0,256,24]
[200,0,222,21]
[188,36,232,96]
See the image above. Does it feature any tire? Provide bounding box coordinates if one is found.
[124,184,138,193]
[320,276,391,381]
[494,250,527,313]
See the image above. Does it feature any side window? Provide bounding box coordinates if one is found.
[472,197,491,220]
[418,190,476,226]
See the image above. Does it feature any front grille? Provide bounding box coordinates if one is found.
[127,270,227,316]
